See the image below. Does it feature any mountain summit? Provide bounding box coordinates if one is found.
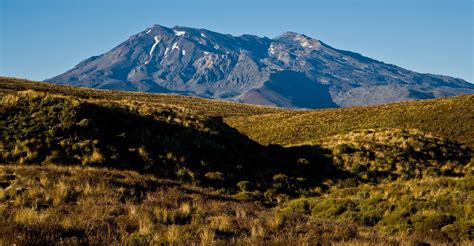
[46,24,474,108]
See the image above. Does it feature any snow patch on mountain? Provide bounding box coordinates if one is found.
[174,30,186,36]
[145,35,160,64]
[268,44,276,55]
[172,42,180,50]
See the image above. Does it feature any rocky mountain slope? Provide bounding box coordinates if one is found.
[47,24,474,108]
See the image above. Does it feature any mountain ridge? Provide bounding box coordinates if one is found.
[46,24,474,108]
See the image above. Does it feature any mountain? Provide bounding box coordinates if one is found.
[46,24,474,108]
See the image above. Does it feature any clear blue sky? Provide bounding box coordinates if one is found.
[1,0,473,82]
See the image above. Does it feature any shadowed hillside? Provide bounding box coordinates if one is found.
[0,77,473,244]
[0,90,336,198]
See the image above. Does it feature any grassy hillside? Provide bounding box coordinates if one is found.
[0,165,374,245]
[226,94,474,148]
[0,90,336,200]
[2,165,471,245]
[293,129,472,180]
[0,77,473,244]
[0,77,283,117]
[282,175,474,242]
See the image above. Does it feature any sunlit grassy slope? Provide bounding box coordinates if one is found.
[0,77,283,117]
[0,77,473,244]
[226,94,474,148]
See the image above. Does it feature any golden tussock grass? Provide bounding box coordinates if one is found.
[226,94,474,148]
[0,164,401,245]
[0,77,282,117]
[1,77,472,244]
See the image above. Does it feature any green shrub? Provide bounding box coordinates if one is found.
[264,188,277,203]
[334,144,353,155]
[176,168,195,183]
[311,198,354,218]
[412,212,456,233]
[204,172,224,181]
[233,190,262,201]
[236,181,251,192]
[441,222,473,241]
[272,174,290,191]
[350,163,367,173]
[281,198,312,214]
[272,174,289,183]
[354,210,383,226]
[297,158,310,165]
[76,118,90,127]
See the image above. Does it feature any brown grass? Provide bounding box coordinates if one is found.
[1,76,472,244]
[226,94,474,148]
[0,76,283,117]
[0,164,398,245]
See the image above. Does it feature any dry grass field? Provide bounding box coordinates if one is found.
[0,77,473,244]
[0,77,283,117]
[226,94,474,148]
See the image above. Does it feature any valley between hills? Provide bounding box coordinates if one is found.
[0,77,473,245]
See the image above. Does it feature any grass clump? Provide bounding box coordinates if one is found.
[281,176,474,242]
[0,165,377,245]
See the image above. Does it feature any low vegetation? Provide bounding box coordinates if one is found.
[0,90,332,200]
[0,77,473,244]
[0,77,282,117]
[226,94,474,148]
[292,129,473,182]
[282,176,474,242]
[0,165,382,245]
